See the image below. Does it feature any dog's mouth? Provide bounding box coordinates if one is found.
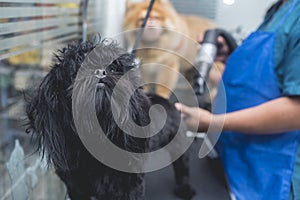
[97,78,107,88]
[97,82,105,88]
[96,76,117,90]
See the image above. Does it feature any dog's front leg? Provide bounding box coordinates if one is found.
[56,169,93,200]
[172,154,196,200]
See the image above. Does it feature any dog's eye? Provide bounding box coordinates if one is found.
[110,68,116,73]
[108,65,123,74]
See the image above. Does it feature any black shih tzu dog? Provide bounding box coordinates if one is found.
[25,38,195,200]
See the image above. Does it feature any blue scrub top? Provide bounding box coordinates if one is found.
[258,0,300,96]
[258,1,300,199]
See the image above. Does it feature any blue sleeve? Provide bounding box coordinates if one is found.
[281,18,300,96]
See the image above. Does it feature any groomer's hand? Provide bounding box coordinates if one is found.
[175,103,212,132]
[197,34,230,63]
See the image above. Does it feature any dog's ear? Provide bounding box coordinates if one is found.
[126,0,156,10]
[26,41,96,171]
[125,0,136,10]
[26,66,75,171]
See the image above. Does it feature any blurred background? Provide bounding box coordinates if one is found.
[0,0,276,199]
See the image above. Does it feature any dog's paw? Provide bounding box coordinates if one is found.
[174,184,196,200]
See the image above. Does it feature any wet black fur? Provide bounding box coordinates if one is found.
[25,39,195,200]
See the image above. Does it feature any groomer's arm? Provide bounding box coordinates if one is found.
[175,96,300,134]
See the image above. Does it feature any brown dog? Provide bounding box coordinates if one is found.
[123,0,222,100]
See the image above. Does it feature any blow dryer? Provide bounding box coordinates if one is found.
[194,28,238,96]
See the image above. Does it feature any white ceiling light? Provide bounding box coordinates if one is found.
[223,0,235,5]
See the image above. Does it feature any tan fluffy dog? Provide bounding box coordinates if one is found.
[123,0,222,100]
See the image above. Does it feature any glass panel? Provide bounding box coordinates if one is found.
[0,0,106,199]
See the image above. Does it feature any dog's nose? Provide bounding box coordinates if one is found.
[94,69,107,79]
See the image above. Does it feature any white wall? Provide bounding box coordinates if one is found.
[102,0,126,37]
[216,0,277,34]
